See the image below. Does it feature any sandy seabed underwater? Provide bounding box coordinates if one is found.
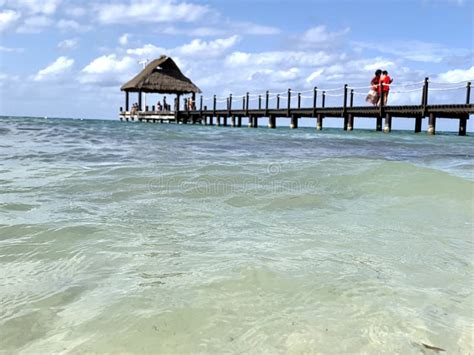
[0,116,473,354]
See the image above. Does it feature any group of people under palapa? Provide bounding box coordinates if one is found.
[155,96,172,112]
[366,69,393,106]
[129,95,196,115]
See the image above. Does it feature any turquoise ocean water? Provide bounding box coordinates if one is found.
[0,116,473,353]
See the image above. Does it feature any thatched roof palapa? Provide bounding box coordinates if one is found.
[121,55,201,94]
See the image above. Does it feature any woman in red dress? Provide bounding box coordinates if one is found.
[366,69,382,106]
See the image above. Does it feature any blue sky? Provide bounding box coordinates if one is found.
[0,0,473,130]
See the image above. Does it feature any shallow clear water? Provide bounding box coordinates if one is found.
[0,116,473,354]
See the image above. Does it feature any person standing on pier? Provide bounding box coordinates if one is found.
[163,96,168,111]
[378,70,393,106]
[366,69,382,106]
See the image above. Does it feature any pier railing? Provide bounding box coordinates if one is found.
[119,78,473,136]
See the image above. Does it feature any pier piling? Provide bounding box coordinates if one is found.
[428,113,436,135]
[290,115,298,129]
[383,113,392,133]
[317,114,323,130]
[268,115,276,129]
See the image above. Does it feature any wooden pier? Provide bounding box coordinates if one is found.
[120,75,473,136]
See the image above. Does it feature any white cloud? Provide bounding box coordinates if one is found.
[82,55,135,74]
[0,45,24,52]
[364,60,395,71]
[63,6,86,17]
[249,67,300,82]
[79,54,137,86]
[57,19,90,32]
[174,35,240,58]
[119,34,130,46]
[95,0,209,25]
[126,44,166,57]
[57,38,78,50]
[0,9,21,32]
[159,22,279,37]
[0,72,20,85]
[298,25,350,48]
[306,69,324,83]
[34,56,74,81]
[160,26,226,37]
[351,40,470,64]
[6,0,61,15]
[233,22,280,35]
[17,16,53,33]
[225,50,334,68]
[126,36,239,60]
[436,66,474,83]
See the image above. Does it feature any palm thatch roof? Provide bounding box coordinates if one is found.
[121,55,201,94]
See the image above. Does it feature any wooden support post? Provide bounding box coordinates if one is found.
[421,77,429,120]
[175,94,180,122]
[376,116,383,131]
[200,95,203,113]
[242,95,246,110]
[377,86,385,131]
[268,115,276,128]
[217,116,221,127]
[210,116,214,126]
[228,94,232,116]
[415,116,422,133]
[253,116,258,128]
[191,93,196,110]
[246,92,249,116]
[287,88,291,118]
[152,105,155,111]
[125,91,129,111]
[312,87,318,117]
[213,94,216,116]
[265,91,269,116]
[347,114,353,131]
[138,91,142,111]
[466,81,471,104]
[231,116,236,127]
[317,114,323,130]
[298,93,301,109]
[428,113,436,135]
[237,116,242,127]
[120,106,123,112]
[459,116,467,136]
[459,82,471,136]
[383,113,392,133]
[290,115,298,129]
[343,84,348,130]
[223,116,227,126]
[347,89,354,131]
[258,95,262,110]
[276,94,280,110]
[145,105,149,112]
[322,91,326,108]
[376,87,384,131]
